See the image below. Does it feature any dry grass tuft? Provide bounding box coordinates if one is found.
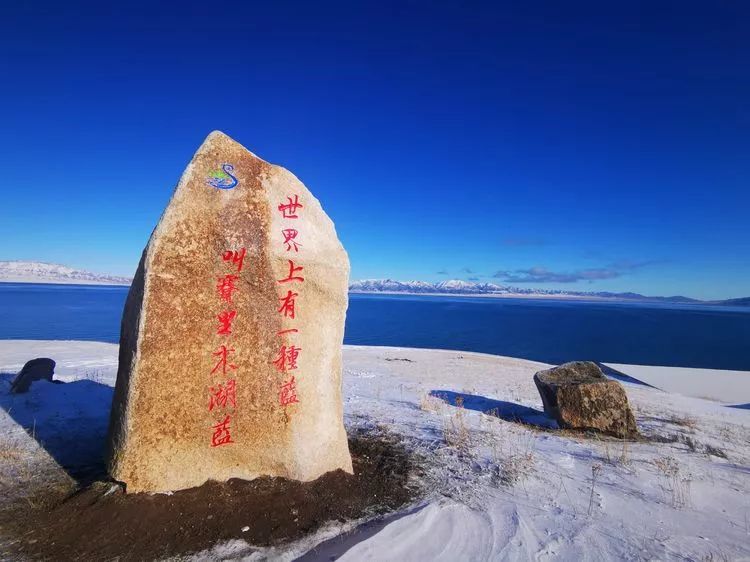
[618,439,631,466]
[588,463,603,516]
[491,430,537,487]
[0,440,26,464]
[667,414,698,430]
[442,396,471,452]
[419,392,443,413]
[595,435,631,467]
[653,455,692,509]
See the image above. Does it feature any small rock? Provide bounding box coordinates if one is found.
[10,358,56,394]
[104,484,122,497]
[533,361,638,438]
[241,526,249,532]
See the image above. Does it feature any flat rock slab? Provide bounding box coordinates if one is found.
[534,361,638,438]
[107,131,352,493]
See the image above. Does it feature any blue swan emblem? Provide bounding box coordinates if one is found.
[208,163,239,190]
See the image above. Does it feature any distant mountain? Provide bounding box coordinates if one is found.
[2,264,746,305]
[715,296,750,307]
[349,278,747,305]
[350,278,588,297]
[349,279,509,294]
[0,261,132,286]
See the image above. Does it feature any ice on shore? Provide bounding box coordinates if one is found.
[1,341,749,561]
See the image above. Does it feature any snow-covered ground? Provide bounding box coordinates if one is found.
[1,341,749,561]
[604,363,750,405]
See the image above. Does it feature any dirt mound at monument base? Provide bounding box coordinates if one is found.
[3,433,419,561]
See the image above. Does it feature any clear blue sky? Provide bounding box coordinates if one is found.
[1,1,748,300]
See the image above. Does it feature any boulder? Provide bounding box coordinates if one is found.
[533,361,638,438]
[11,358,56,393]
[107,131,352,493]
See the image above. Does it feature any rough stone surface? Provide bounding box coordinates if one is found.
[11,358,56,393]
[533,361,638,438]
[107,131,352,493]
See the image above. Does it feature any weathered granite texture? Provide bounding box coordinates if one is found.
[107,131,352,493]
[534,361,639,438]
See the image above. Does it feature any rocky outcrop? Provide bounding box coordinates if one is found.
[534,361,638,438]
[107,131,352,493]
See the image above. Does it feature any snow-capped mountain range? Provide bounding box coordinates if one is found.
[349,278,748,305]
[350,278,618,297]
[0,261,132,286]
[350,278,513,294]
[1,263,746,306]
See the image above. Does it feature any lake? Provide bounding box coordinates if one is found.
[1,283,749,370]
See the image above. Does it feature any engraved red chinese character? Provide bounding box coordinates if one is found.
[210,415,234,447]
[211,345,237,375]
[277,328,299,336]
[282,228,301,252]
[222,248,246,272]
[278,290,299,319]
[278,260,304,284]
[216,274,239,303]
[279,376,299,406]
[278,195,303,218]
[273,345,301,372]
[208,379,237,411]
[216,310,237,335]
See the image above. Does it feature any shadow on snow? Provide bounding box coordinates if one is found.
[0,372,112,485]
[727,403,750,410]
[596,362,660,389]
[429,389,557,429]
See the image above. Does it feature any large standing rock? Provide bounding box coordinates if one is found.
[533,361,638,438]
[107,131,352,493]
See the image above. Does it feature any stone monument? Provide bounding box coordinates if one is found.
[107,131,353,493]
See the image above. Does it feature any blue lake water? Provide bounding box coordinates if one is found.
[1,283,749,370]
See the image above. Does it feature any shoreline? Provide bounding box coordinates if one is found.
[0,281,654,300]
[350,290,656,303]
[2,340,749,404]
[1,282,747,307]
[350,290,750,307]
[0,279,130,287]
[349,290,750,308]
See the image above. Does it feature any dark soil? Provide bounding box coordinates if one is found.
[1,432,420,561]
